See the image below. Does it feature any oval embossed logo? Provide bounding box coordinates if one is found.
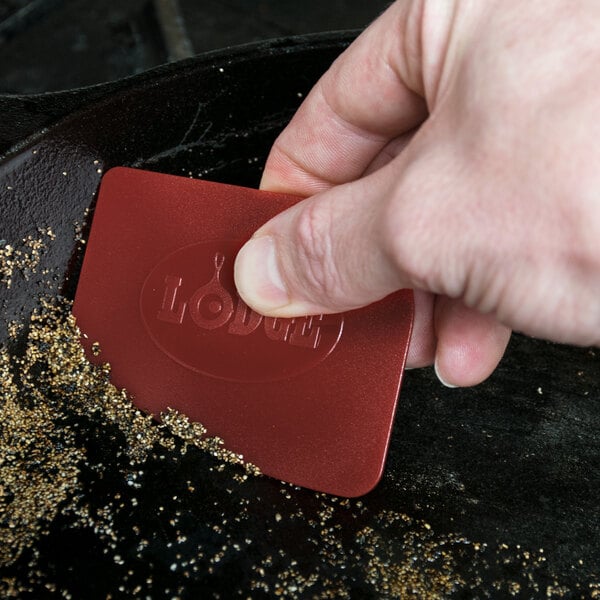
[140,241,344,382]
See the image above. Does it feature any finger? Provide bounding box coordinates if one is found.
[433,297,512,387]
[235,163,405,317]
[260,1,429,196]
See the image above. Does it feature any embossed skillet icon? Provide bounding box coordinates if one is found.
[184,252,233,330]
[73,167,414,497]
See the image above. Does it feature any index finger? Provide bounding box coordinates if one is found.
[260,1,429,196]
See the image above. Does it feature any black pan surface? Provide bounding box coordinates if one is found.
[0,33,598,598]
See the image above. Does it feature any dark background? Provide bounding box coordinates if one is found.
[0,0,389,93]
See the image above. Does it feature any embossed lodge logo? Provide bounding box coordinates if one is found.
[140,241,344,382]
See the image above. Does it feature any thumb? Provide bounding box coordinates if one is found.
[234,163,407,318]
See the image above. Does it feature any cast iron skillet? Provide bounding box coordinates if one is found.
[1,33,598,597]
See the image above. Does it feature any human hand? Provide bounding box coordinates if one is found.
[234,0,600,386]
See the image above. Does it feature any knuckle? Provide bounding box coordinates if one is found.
[379,178,435,291]
[378,155,478,300]
[292,201,341,301]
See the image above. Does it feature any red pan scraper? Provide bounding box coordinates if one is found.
[73,167,414,497]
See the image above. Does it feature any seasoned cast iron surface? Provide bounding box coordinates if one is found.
[0,34,598,598]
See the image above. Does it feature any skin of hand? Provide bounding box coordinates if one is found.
[234,0,600,387]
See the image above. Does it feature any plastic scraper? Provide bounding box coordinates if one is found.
[72,167,413,497]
